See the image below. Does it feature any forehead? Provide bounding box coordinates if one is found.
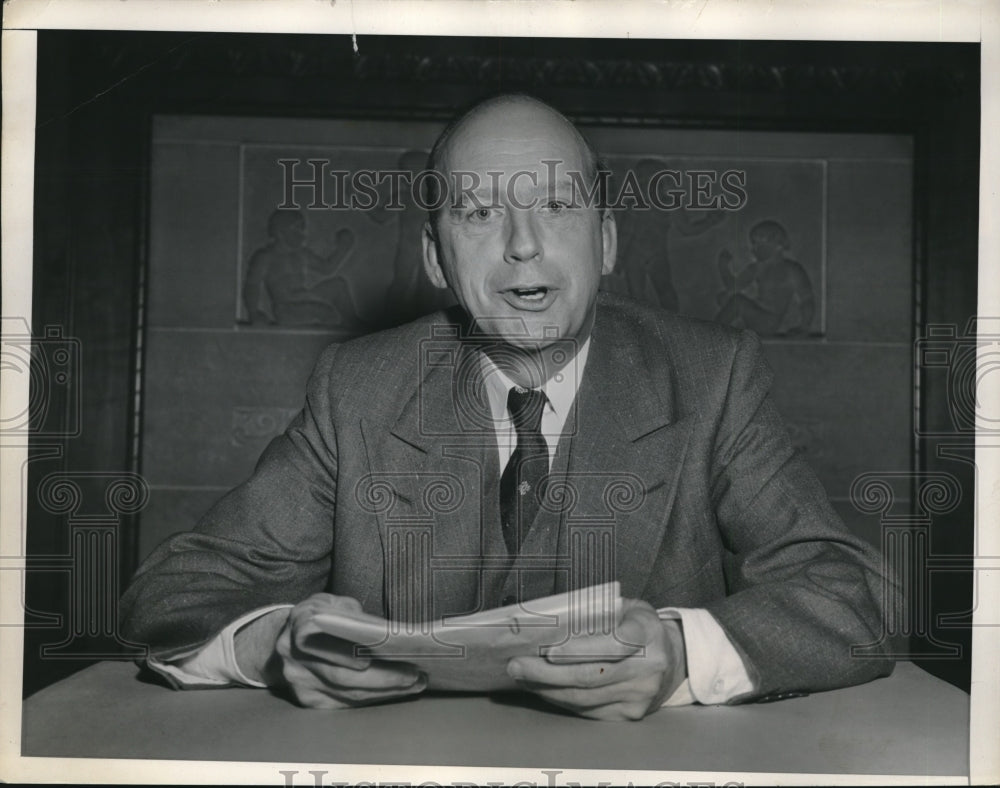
[439,102,589,175]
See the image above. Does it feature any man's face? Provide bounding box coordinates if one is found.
[422,102,616,352]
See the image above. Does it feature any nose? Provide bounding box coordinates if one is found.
[503,210,542,265]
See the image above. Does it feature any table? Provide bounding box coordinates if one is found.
[21,661,968,777]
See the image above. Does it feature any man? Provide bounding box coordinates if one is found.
[120,94,893,721]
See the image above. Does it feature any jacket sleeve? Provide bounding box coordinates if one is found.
[703,330,898,701]
[119,344,343,661]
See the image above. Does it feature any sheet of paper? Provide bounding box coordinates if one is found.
[310,582,623,690]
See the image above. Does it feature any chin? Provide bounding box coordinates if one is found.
[490,332,556,352]
[521,320,567,345]
[471,315,554,347]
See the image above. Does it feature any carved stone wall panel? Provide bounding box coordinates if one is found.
[147,142,241,329]
[239,143,454,332]
[602,155,826,336]
[767,344,912,504]
[827,159,914,343]
[141,329,334,488]
[235,138,831,338]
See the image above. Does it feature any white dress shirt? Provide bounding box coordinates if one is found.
[154,338,755,705]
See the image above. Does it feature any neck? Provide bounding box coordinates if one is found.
[484,336,587,389]
[466,304,597,389]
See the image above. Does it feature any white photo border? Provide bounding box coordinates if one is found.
[2,1,997,784]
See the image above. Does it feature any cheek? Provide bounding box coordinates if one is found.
[552,214,603,251]
[553,231,607,285]
[446,236,502,287]
[438,260,488,306]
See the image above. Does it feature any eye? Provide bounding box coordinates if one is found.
[467,207,496,223]
[542,200,569,215]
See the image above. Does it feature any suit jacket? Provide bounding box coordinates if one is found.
[120,292,894,700]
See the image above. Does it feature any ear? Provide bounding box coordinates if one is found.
[600,208,617,276]
[421,221,450,290]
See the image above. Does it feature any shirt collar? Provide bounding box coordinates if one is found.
[480,337,592,426]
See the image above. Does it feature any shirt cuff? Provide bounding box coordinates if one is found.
[147,604,293,688]
[657,607,755,706]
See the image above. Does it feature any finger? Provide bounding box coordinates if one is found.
[277,621,366,672]
[540,601,660,664]
[332,676,429,707]
[327,595,365,614]
[290,602,375,669]
[293,626,372,669]
[297,593,365,617]
[287,687,352,710]
[508,656,637,689]
[572,700,650,722]
[290,594,384,670]
[308,658,424,691]
[285,651,424,694]
[288,672,427,709]
[540,624,644,663]
[518,673,662,710]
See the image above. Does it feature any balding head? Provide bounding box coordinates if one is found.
[424,94,605,232]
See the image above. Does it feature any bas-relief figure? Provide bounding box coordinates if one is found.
[242,149,454,332]
[600,157,821,336]
[715,219,817,337]
[243,209,365,330]
[602,158,728,313]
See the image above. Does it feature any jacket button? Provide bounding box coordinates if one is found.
[501,595,517,607]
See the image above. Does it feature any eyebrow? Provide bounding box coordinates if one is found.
[450,175,579,204]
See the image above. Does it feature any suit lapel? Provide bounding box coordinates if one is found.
[360,331,496,620]
[557,306,694,599]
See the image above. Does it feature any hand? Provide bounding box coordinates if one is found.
[269,593,427,709]
[505,598,687,721]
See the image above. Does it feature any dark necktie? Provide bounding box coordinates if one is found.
[500,386,548,556]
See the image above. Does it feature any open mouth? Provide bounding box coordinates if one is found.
[501,286,556,311]
[510,286,549,302]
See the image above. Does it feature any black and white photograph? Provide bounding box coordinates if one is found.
[1,1,997,784]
